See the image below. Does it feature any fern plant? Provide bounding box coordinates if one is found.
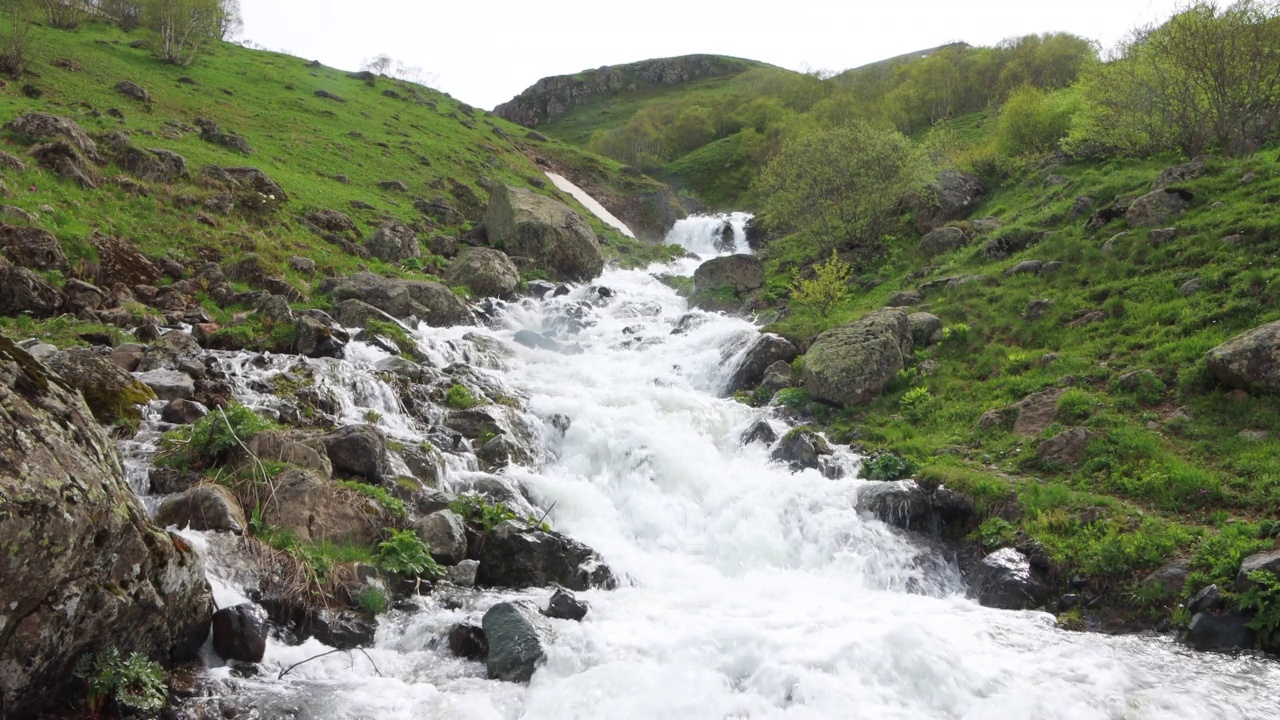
[1239,570,1280,647]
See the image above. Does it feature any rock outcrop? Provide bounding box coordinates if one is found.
[724,333,798,395]
[477,520,617,591]
[1206,321,1280,393]
[0,336,213,718]
[484,185,604,282]
[802,308,913,407]
[914,170,985,233]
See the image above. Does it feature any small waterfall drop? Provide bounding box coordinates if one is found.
[666,212,753,257]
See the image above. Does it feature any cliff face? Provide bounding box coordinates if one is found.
[495,55,755,127]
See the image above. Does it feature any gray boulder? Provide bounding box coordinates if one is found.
[725,333,798,395]
[693,254,764,295]
[915,169,985,233]
[1125,189,1192,227]
[1036,427,1095,468]
[0,224,68,271]
[44,347,155,426]
[770,427,832,472]
[802,308,912,406]
[858,481,975,539]
[1187,612,1255,652]
[971,548,1051,610]
[445,247,520,299]
[1236,549,1280,592]
[414,510,468,566]
[907,312,942,348]
[154,484,247,534]
[211,604,268,663]
[485,185,604,282]
[322,424,389,481]
[544,587,589,621]
[366,220,421,263]
[477,520,617,591]
[919,226,968,257]
[401,279,475,327]
[0,266,63,317]
[1206,321,1280,392]
[4,112,100,160]
[135,369,195,401]
[483,600,552,682]
[886,291,922,307]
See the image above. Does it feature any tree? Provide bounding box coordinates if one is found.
[994,86,1080,157]
[97,0,142,30]
[789,249,853,318]
[38,0,82,28]
[753,122,930,257]
[215,0,241,40]
[0,0,33,78]
[143,0,224,66]
[362,53,393,76]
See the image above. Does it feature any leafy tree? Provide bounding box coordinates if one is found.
[754,122,929,256]
[0,0,33,77]
[994,86,1080,156]
[215,0,241,40]
[143,0,225,66]
[97,0,142,30]
[38,0,82,28]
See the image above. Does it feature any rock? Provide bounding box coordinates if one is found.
[294,315,345,359]
[93,234,162,287]
[137,330,202,373]
[858,481,976,538]
[918,226,968,257]
[61,279,107,314]
[1152,156,1208,190]
[448,623,489,660]
[30,141,101,188]
[161,398,206,424]
[1125,189,1192,227]
[1036,427,1095,468]
[759,360,794,396]
[240,430,333,478]
[1039,261,1063,275]
[482,600,552,683]
[378,180,409,192]
[970,216,1002,234]
[484,185,604,282]
[306,209,359,235]
[977,409,1005,432]
[115,80,151,102]
[1148,227,1179,245]
[917,274,986,294]
[1178,278,1202,296]
[4,112,100,160]
[1187,612,1255,652]
[544,587,589,621]
[886,291,922,307]
[289,256,316,275]
[322,424,389,481]
[0,337,213,718]
[444,559,480,587]
[1236,549,1280,592]
[211,604,268,663]
[366,220,421,263]
[401,279,475,327]
[1004,260,1043,277]
[1187,585,1225,614]
[221,166,288,203]
[315,89,346,102]
[109,343,145,371]
[725,333,798,395]
[0,224,68,271]
[1138,558,1190,597]
[311,609,377,650]
[1011,388,1066,436]
[0,149,27,172]
[258,468,382,546]
[914,170,985,233]
[802,308,912,406]
[154,484,247,534]
[415,510,468,566]
[445,247,520,299]
[477,520,617,591]
[1025,299,1053,320]
[741,419,778,446]
[331,298,399,328]
[1206,321,1280,393]
[135,369,195,401]
[331,271,412,317]
[693,254,764,295]
[0,266,63,317]
[907,312,942,348]
[415,197,465,225]
[1068,196,1094,220]
[971,548,1051,610]
[770,427,832,472]
[44,347,155,426]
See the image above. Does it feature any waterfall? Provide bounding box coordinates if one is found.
[666,212,753,257]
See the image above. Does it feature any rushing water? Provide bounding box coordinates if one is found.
[130,213,1280,719]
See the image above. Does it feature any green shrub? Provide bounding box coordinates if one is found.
[355,586,389,615]
[1240,570,1280,647]
[993,86,1078,157]
[861,453,917,481]
[74,648,167,719]
[449,493,518,532]
[774,387,812,408]
[446,384,478,410]
[941,323,972,344]
[789,249,852,318]
[364,319,416,355]
[159,403,274,470]
[1056,389,1095,424]
[899,385,935,422]
[375,529,443,580]
[974,517,1016,549]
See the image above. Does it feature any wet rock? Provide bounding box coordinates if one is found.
[0,266,63,317]
[402,279,475,327]
[135,369,196,401]
[802,308,912,407]
[154,484,247,534]
[322,424,390,481]
[971,548,1051,610]
[448,623,488,660]
[477,520,617,591]
[1126,189,1192,227]
[1187,612,1255,652]
[0,224,68,271]
[485,184,604,282]
[514,329,562,351]
[483,600,552,683]
[1036,427,1095,468]
[759,360,794,396]
[725,333,798,395]
[44,347,155,426]
[161,397,206,424]
[211,604,268,663]
[918,226,967,257]
[693,254,764,295]
[770,427,832,472]
[543,587,589,621]
[858,481,976,539]
[0,337,213,718]
[1236,549,1280,592]
[444,559,480,587]
[445,247,520,299]
[415,510,468,566]
[907,312,942,348]
[311,609,377,650]
[1206,321,1280,393]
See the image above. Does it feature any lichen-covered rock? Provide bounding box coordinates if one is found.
[257,468,384,546]
[154,484,248,534]
[0,266,64,317]
[1125,189,1192,227]
[44,347,155,426]
[919,226,968,257]
[802,308,912,406]
[4,112,100,160]
[414,510,468,566]
[693,254,764,295]
[1206,321,1280,393]
[0,336,213,718]
[484,185,604,282]
[914,170,985,233]
[477,520,617,591]
[366,220,421,263]
[322,423,390,481]
[907,312,942,348]
[0,224,68,271]
[445,247,520,299]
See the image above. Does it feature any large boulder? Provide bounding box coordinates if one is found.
[907,312,943,348]
[693,254,764,295]
[1187,612,1256,652]
[401,279,475,327]
[1206,321,1280,393]
[1036,427,1095,468]
[1011,388,1067,437]
[414,509,468,566]
[43,347,155,426]
[802,308,912,406]
[770,427,833,473]
[331,271,412,318]
[858,481,976,539]
[365,220,421,263]
[0,224,68,271]
[0,266,63,317]
[0,336,213,718]
[484,185,604,282]
[1125,189,1192,227]
[93,234,162,288]
[1236,549,1280,592]
[257,468,383,546]
[4,112,100,161]
[918,226,968,257]
[914,170,985,233]
[970,548,1051,610]
[154,484,248,534]
[482,600,552,683]
[445,247,520,299]
[477,520,618,591]
[322,424,390,481]
[211,604,268,663]
[724,333,798,395]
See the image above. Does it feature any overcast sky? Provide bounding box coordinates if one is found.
[241,0,1187,110]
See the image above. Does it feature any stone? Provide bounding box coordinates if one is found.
[742,419,778,446]
[1039,261,1063,275]
[109,343,145,372]
[802,308,912,406]
[759,360,794,397]
[1023,299,1053,321]
[331,271,413,317]
[693,254,765,295]
[4,112,100,160]
[770,427,832,472]
[378,180,409,192]
[886,291,922,307]
[725,333,798,395]
[414,510,468,566]
[1236,549,1280,592]
[0,337,213,718]
[1178,278,1202,296]
[444,559,480,587]
[415,197,465,225]
[366,220,421,263]
[315,89,346,102]
[484,185,604,282]
[161,398,206,425]
[322,424,390,481]
[137,330,202,373]
[93,234,162,288]
[1068,196,1094,219]
[61,279,107,314]
[445,247,520,299]
[1125,189,1192,227]
[448,623,489,660]
[1141,559,1191,596]
[258,469,382,546]
[544,587,589,621]
[1187,585,1225,615]
[1206,321,1280,393]
[1004,260,1043,277]
[154,484,248,534]
[970,216,1003,234]
[914,169,986,233]
[971,548,1051,610]
[44,347,155,426]
[289,256,316,275]
[977,409,1005,432]
[240,430,333,478]
[135,369,195,401]
[402,279,475,327]
[0,266,63,317]
[1011,388,1066,437]
[482,600,552,683]
[919,226,968,257]
[311,609,378,650]
[30,141,101,188]
[858,481,975,538]
[477,520,617,591]
[1152,156,1208,190]
[907,312,942,348]
[1187,612,1255,652]
[211,604,268,663]
[0,224,68,271]
[1036,427,1095,468]
[115,80,151,102]
[1148,227,1179,245]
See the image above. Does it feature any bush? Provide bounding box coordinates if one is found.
[974,517,1016,549]
[446,384,478,410]
[1056,388,1094,424]
[375,529,443,580]
[75,648,167,719]
[861,452,917,481]
[941,323,972,344]
[355,586,388,615]
[159,402,274,469]
[449,493,517,532]
[338,480,407,519]
[789,249,853,318]
[993,86,1079,157]
[1240,570,1280,647]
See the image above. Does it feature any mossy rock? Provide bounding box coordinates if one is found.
[44,347,156,426]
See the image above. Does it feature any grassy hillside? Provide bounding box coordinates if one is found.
[0,20,677,346]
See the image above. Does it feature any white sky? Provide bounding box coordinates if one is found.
[241,0,1187,110]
